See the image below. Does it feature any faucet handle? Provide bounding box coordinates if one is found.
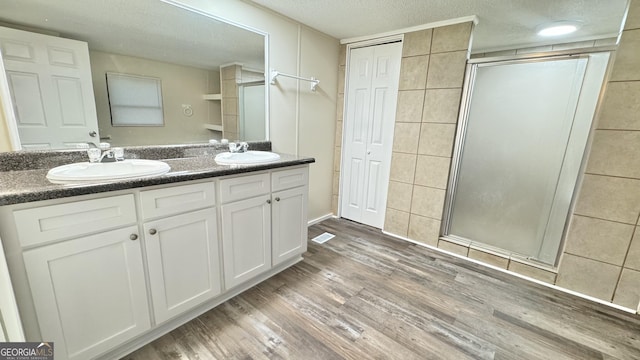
[87,148,101,163]
[239,142,249,152]
[99,142,111,150]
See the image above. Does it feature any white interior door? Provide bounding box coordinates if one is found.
[0,26,99,149]
[340,42,402,228]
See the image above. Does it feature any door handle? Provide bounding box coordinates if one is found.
[275,197,280,202]
[367,150,371,155]
[149,229,157,235]
[266,199,272,204]
[129,234,138,241]
[89,131,97,137]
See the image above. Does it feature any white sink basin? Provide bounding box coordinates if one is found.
[47,159,171,184]
[214,151,280,165]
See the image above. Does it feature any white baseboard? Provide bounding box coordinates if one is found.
[307,213,335,226]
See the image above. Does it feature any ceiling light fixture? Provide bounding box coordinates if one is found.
[537,21,581,37]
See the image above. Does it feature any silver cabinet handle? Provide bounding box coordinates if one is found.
[266,199,272,204]
[130,234,138,241]
[89,131,97,137]
[275,197,280,202]
[149,229,157,235]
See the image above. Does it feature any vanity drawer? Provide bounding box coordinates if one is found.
[13,194,137,247]
[272,166,308,192]
[140,181,215,220]
[219,173,270,203]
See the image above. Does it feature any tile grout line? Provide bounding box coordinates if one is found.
[610,211,640,302]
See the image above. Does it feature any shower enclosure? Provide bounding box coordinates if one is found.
[443,52,610,265]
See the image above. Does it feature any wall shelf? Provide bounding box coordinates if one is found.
[204,124,223,132]
[203,94,222,101]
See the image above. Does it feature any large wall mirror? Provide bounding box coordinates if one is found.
[0,0,267,151]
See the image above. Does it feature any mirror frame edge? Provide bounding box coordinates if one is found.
[0,49,22,151]
[161,0,271,142]
[0,0,271,152]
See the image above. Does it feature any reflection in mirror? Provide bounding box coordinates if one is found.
[0,0,266,151]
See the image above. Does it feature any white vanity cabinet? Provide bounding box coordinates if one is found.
[139,182,221,325]
[220,173,272,289]
[219,166,308,289]
[16,196,151,360]
[0,164,310,360]
[271,167,309,266]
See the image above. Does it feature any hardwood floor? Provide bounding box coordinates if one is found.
[123,218,640,359]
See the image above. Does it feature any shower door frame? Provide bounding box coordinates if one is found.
[441,49,615,267]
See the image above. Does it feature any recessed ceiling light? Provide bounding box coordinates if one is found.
[537,21,581,37]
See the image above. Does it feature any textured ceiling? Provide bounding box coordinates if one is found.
[0,0,265,70]
[248,0,629,52]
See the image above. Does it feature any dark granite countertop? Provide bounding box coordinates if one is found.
[0,153,315,206]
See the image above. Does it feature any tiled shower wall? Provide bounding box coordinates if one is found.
[556,0,640,309]
[332,0,640,312]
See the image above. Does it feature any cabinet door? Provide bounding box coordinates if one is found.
[22,226,150,360]
[221,194,271,289]
[272,187,308,266]
[144,208,221,324]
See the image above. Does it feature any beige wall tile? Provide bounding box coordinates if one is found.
[597,81,640,130]
[414,155,451,189]
[338,65,346,94]
[221,79,237,97]
[221,65,238,80]
[390,152,417,183]
[387,181,413,212]
[408,214,440,246]
[411,185,446,220]
[402,29,432,57]
[223,115,238,132]
[613,268,640,309]
[556,254,621,301]
[334,147,342,171]
[384,208,410,237]
[426,51,467,89]
[624,227,640,271]
[586,130,640,179]
[438,239,469,256]
[431,22,472,53]
[508,261,557,284]
[469,249,509,269]
[610,29,640,81]
[422,88,462,124]
[564,215,635,266]
[392,123,421,153]
[334,120,343,147]
[222,98,238,116]
[336,93,345,122]
[574,174,640,224]
[417,123,456,157]
[396,90,425,123]
[625,0,640,30]
[224,131,238,141]
[332,171,340,196]
[399,55,429,90]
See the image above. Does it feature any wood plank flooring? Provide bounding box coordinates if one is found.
[123,218,640,359]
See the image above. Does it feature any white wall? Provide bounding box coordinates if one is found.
[176,0,339,220]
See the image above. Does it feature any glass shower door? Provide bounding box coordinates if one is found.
[446,54,609,265]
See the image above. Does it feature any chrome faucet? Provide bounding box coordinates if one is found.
[87,143,124,163]
[229,142,249,153]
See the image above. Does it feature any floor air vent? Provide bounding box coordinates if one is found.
[311,232,335,244]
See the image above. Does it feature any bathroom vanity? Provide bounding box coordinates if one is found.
[0,148,313,360]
